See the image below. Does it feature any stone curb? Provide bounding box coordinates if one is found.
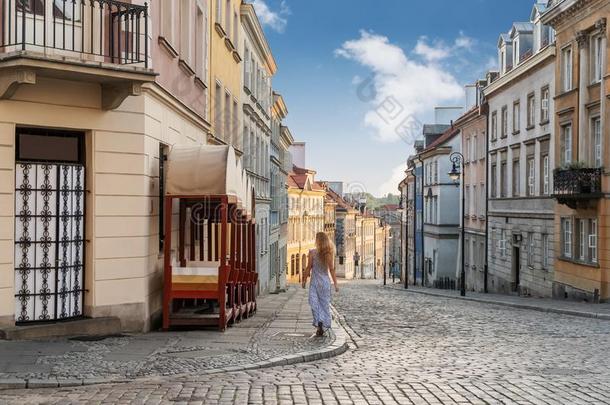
[0,301,350,391]
[386,284,610,321]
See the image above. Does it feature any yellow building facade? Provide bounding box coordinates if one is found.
[210,0,243,151]
[286,168,325,283]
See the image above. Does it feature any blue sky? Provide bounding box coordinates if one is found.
[253,0,537,197]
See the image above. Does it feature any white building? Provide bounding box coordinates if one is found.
[483,1,556,297]
[240,3,275,294]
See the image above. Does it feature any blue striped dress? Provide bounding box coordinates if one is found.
[308,249,332,329]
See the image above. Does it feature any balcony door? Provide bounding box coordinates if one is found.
[14,129,85,323]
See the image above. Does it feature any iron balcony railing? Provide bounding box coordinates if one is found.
[553,168,603,198]
[1,0,148,66]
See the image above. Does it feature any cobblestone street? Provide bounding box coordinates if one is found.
[2,280,610,404]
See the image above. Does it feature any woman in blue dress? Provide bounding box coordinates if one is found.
[302,232,339,337]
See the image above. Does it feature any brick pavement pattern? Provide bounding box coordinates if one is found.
[2,280,610,404]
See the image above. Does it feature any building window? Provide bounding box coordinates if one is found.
[244,47,250,89]
[592,117,602,167]
[465,186,470,216]
[491,111,498,141]
[512,101,520,134]
[578,219,586,261]
[562,46,573,92]
[561,124,572,165]
[225,0,231,38]
[527,93,535,128]
[542,155,549,195]
[233,11,239,45]
[501,106,508,138]
[512,159,520,197]
[215,0,222,25]
[541,86,550,123]
[215,82,223,138]
[233,100,239,149]
[500,229,507,257]
[433,161,438,183]
[561,217,572,258]
[527,232,534,267]
[473,184,478,214]
[180,0,193,66]
[473,134,478,161]
[589,219,598,263]
[527,157,535,196]
[542,234,550,269]
[491,163,497,198]
[224,92,231,144]
[491,227,496,259]
[500,161,507,198]
[195,5,208,82]
[161,0,175,45]
[592,35,603,83]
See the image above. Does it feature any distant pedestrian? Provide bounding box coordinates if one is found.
[302,232,339,337]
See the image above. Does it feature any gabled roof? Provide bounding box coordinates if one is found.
[510,22,534,37]
[498,33,513,47]
[531,2,548,20]
[326,187,357,212]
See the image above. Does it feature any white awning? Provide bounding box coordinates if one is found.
[165,144,253,215]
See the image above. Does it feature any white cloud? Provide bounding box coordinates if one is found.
[414,37,451,62]
[454,31,475,50]
[335,30,464,143]
[378,163,408,196]
[252,0,289,33]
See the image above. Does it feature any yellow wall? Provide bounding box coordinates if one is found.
[210,0,243,150]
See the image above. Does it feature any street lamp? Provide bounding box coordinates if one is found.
[448,151,466,297]
[354,252,361,280]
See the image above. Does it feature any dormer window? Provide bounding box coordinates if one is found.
[514,38,519,66]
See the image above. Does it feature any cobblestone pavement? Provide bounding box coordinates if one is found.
[2,280,610,404]
[0,286,334,382]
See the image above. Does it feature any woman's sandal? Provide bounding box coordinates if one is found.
[316,321,324,337]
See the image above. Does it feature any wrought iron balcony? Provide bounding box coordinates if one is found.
[2,0,148,65]
[553,168,603,208]
[0,0,154,108]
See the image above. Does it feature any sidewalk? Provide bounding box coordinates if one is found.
[0,286,348,390]
[386,283,610,320]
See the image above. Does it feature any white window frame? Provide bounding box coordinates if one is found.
[541,86,550,123]
[562,217,573,258]
[215,0,222,26]
[542,155,549,195]
[527,158,535,196]
[562,124,572,165]
[593,117,602,168]
[513,101,520,133]
[589,219,598,263]
[527,93,536,128]
[562,46,573,92]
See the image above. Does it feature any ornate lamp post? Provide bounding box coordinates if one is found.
[448,151,466,297]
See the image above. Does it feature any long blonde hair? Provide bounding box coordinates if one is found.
[315,232,335,269]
